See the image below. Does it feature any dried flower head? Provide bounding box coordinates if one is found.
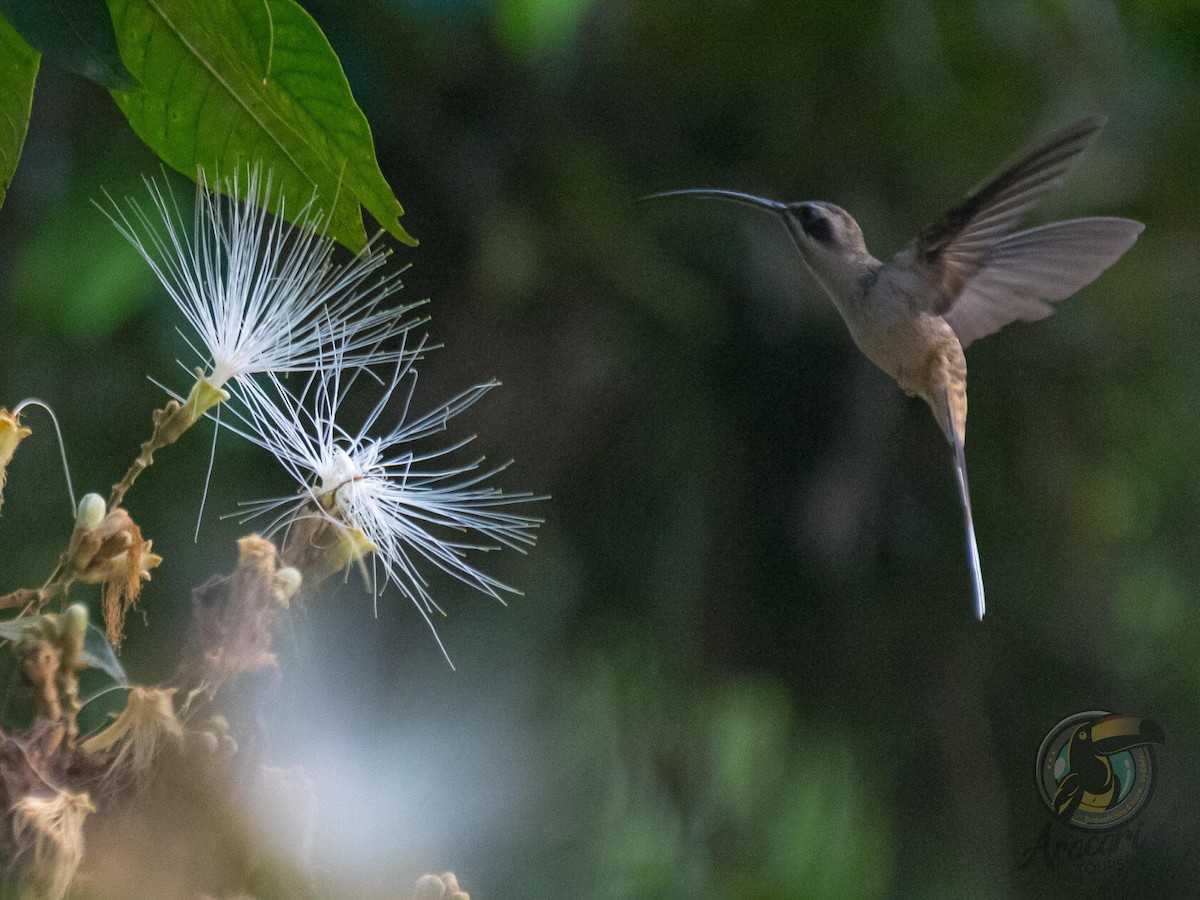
[68,507,163,647]
[80,686,182,786]
[0,407,32,513]
[103,165,424,419]
[178,535,290,700]
[226,342,542,661]
[11,789,96,900]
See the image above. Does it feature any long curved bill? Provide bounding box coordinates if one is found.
[639,188,788,214]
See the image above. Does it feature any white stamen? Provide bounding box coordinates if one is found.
[221,337,544,662]
[100,165,426,394]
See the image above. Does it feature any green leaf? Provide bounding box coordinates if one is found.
[0,15,38,212]
[107,0,415,251]
[1,0,137,91]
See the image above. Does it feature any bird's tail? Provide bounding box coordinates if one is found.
[943,390,986,620]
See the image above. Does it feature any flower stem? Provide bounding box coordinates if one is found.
[108,374,229,510]
[0,568,73,613]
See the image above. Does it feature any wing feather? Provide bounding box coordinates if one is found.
[909,117,1107,307]
[943,217,1143,347]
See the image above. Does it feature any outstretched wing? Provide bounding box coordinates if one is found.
[906,117,1107,311]
[944,217,1144,348]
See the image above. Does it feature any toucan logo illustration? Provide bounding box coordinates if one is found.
[1036,711,1164,830]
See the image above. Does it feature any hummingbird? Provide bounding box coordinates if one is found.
[643,117,1143,620]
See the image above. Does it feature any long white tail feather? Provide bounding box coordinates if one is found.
[944,391,985,620]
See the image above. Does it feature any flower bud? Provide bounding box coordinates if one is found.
[60,604,88,671]
[178,370,230,432]
[75,493,106,531]
[271,566,302,608]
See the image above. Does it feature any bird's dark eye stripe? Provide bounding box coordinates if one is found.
[802,214,833,243]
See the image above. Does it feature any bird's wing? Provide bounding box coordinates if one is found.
[944,217,1144,348]
[906,117,1107,311]
[1052,771,1083,823]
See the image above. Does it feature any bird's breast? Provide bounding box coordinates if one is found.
[815,263,966,410]
[839,277,968,440]
[847,306,954,396]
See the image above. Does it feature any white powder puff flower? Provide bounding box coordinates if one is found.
[103,165,424,417]
[225,337,543,662]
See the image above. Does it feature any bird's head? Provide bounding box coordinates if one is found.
[1085,715,1164,756]
[785,201,869,259]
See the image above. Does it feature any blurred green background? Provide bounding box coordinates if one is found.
[0,0,1197,897]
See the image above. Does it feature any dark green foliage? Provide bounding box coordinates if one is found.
[0,14,37,210]
[0,0,410,249]
[107,0,415,250]
[0,0,136,90]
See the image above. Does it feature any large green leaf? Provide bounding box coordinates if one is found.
[107,0,415,251]
[1,0,137,90]
[0,15,39,212]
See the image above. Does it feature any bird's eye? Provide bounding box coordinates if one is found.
[1078,730,1087,739]
[798,206,834,244]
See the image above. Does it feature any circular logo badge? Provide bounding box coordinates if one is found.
[1036,710,1163,830]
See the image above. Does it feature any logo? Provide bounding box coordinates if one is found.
[1035,711,1164,830]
